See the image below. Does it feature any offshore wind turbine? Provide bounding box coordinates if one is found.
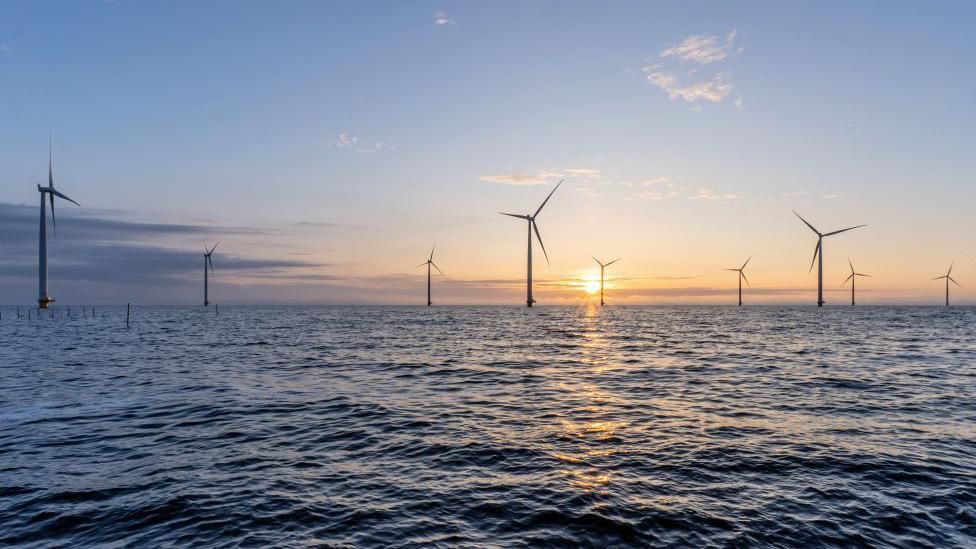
[418,243,446,306]
[842,258,871,306]
[723,256,751,306]
[591,256,620,306]
[203,242,218,306]
[500,180,562,307]
[932,262,959,307]
[793,211,866,307]
[36,136,80,308]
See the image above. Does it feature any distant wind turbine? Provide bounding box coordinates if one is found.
[723,256,751,306]
[591,256,620,306]
[793,211,866,307]
[36,134,80,308]
[418,243,446,306]
[500,180,562,307]
[932,262,959,307]
[203,242,218,306]
[842,258,871,306]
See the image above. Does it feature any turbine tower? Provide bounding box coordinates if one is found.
[418,243,446,306]
[36,135,80,308]
[842,258,871,306]
[203,242,218,306]
[932,262,959,307]
[500,180,562,307]
[591,256,620,306]
[723,256,751,306]
[793,211,866,307]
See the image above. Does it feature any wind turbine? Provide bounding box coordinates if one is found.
[203,242,218,306]
[36,134,80,309]
[500,180,562,307]
[723,256,751,306]
[932,262,959,307]
[793,211,866,307]
[418,243,446,306]
[842,258,871,306]
[591,256,620,306]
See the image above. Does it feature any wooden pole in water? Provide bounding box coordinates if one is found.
[126,303,130,328]
[215,303,219,315]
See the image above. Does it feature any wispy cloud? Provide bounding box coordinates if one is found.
[333,133,389,153]
[564,168,600,177]
[434,11,454,26]
[644,68,734,103]
[690,188,741,200]
[480,167,598,186]
[661,30,738,65]
[642,30,741,106]
[480,173,554,186]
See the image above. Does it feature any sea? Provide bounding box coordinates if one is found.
[1,305,974,547]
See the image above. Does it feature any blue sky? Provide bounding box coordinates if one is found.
[1,1,975,304]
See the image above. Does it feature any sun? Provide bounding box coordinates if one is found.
[581,274,601,295]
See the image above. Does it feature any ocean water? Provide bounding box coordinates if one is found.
[1,305,974,547]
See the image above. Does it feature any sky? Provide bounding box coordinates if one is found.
[1,1,975,305]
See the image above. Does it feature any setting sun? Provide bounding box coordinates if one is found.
[581,274,601,294]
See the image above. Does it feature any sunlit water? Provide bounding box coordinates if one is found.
[1,305,974,547]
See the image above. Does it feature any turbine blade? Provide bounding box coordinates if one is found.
[723,268,740,271]
[499,212,528,219]
[848,257,854,273]
[533,220,550,265]
[592,255,603,267]
[429,242,436,262]
[858,273,872,278]
[843,273,854,284]
[932,276,947,281]
[431,262,447,278]
[605,258,621,267]
[950,276,960,287]
[49,193,56,235]
[49,132,54,188]
[823,224,867,237]
[793,210,820,235]
[740,255,752,270]
[208,255,215,276]
[808,240,821,274]
[533,179,563,218]
[49,189,80,207]
[740,271,750,287]
[209,242,219,254]
[948,261,954,276]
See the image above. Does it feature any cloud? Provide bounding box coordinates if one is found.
[335,133,358,148]
[0,203,329,303]
[642,30,741,105]
[333,133,389,153]
[434,11,454,26]
[644,70,734,103]
[0,45,11,55]
[660,30,738,65]
[480,173,554,186]
[641,177,670,186]
[690,188,741,200]
[481,167,602,186]
[292,221,344,229]
[564,168,600,177]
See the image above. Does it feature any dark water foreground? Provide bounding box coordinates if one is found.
[1,305,974,547]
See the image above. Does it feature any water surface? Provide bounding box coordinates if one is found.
[1,306,974,546]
